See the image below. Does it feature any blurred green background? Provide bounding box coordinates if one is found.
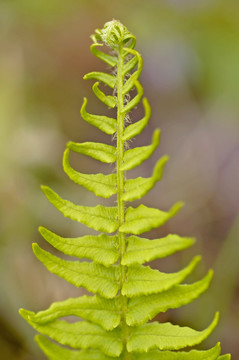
[0,0,239,358]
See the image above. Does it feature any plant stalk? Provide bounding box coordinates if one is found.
[117,45,129,356]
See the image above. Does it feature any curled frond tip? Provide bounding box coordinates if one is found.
[92,19,136,49]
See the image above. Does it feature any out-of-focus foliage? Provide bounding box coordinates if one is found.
[0,0,238,359]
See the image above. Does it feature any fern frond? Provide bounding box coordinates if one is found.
[122,54,138,76]
[122,156,169,201]
[21,295,120,330]
[83,72,116,88]
[122,98,151,141]
[20,19,231,360]
[90,43,117,67]
[32,244,119,298]
[36,335,115,360]
[132,343,222,360]
[41,186,118,233]
[121,256,200,297]
[36,335,224,360]
[39,227,119,266]
[92,82,117,108]
[80,97,117,134]
[63,149,117,198]
[126,270,213,326]
[121,233,195,265]
[20,312,123,357]
[122,80,143,114]
[120,202,184,234]
[127,312,219,352]
[67,140,116,163]
[121,129,160,171]
[121,49,142,95]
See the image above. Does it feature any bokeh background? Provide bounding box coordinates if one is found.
[0,0,239,358]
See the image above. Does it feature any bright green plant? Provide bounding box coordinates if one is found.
[20,20,231,360]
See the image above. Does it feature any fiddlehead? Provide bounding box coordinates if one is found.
[20,19,231,360]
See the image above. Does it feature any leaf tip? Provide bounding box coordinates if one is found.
[208,312,220,333]
[153,128,161,143]
[163,154,170,162]
[80,97,88,114]
[177,201,185,208]
[92,81,100,88]
[38,226,48,237]
[193,256,202,270]
[32,242,40,255]
[63,147,70,156]
[208,268,214,279]
[40,185,50,195]
[41,185,56,201]
[18,308,24,317]
[170,201,185,216]
[19,308,34,322]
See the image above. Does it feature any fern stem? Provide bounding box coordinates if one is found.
[116,44,129,353]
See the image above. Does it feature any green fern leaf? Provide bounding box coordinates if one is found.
[90,43,117,67]
[122,156,169,201]
[63,149,117,198]
[135,343,221,360]
[122,256,200,297]
[121,129,160,171]
[83,72,116,88]
[39,227,119,266]
[122,98,151,141]
[92,82,117,108]
[127,313,219,352]
[41,186,118,233]
[20,312,123,357]
[32,244,119,298]
[122,54,138,76]
[36,336,225,360]
[36,335,225,360]
[126,270,213,326]
[122,52,142,94]
[67,140,116,163]
[122,80,143,114]
[122,48,143,79]
[36,335,115,360]
[80,97,117,134]
[122,234,195,265]
[21,295,120,330]
[120,202,184,235]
